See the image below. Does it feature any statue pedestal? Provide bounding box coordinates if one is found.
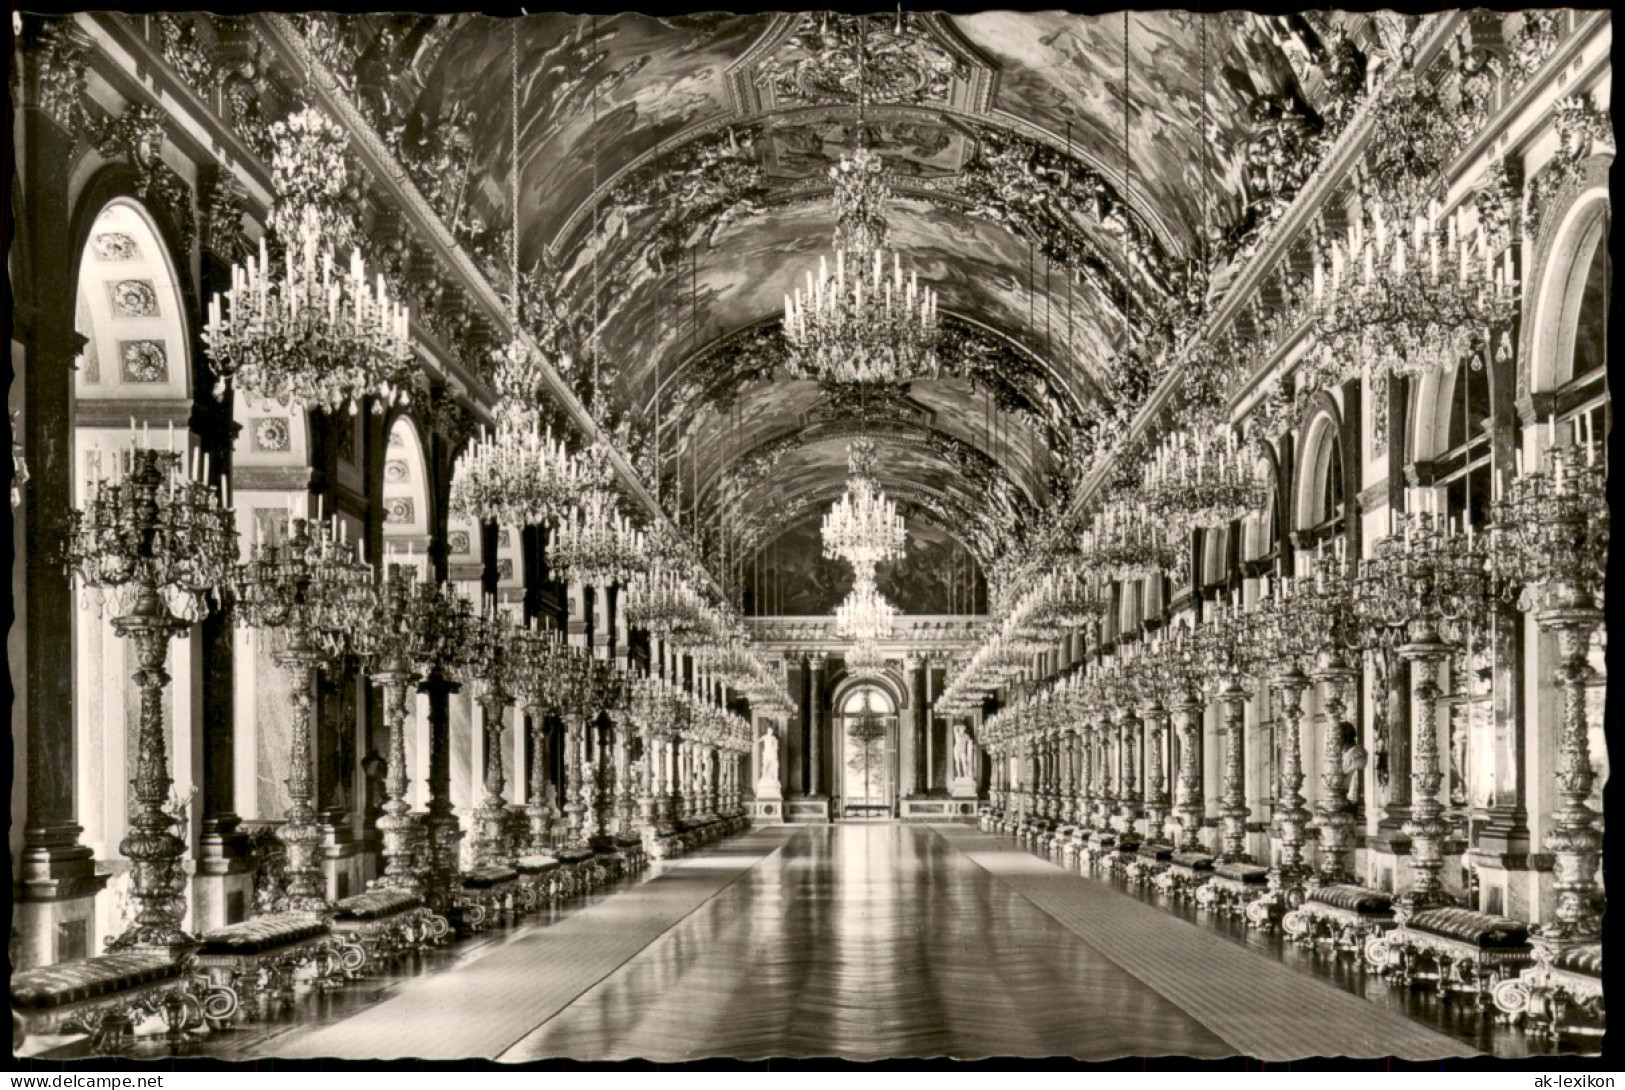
[755,778,782,801]
[949,777,978,800]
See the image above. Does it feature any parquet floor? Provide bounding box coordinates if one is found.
[502,823,1229,1061]
[54,824,1503,1062]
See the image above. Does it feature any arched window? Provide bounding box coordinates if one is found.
[1295,412,1345,543]
[1240,455,1277,564]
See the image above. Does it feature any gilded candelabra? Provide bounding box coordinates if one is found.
[458,602,521,866]
[513,622,568,853]
[1249,581,1326,913]
[356,566,472,893]
[1195,602,1264,863]
[1355,501,1491,910]
[67,444,236,951]
[233,510,372,912]
[1296,551,1364,886]
[1147,626,1205,846]
[1491,435,1607,940]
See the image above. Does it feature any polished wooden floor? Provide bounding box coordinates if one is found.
[38,824,1554,1062]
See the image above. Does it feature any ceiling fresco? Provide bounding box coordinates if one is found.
[269,9,1379,587]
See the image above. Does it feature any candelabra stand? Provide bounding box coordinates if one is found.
[1251,593,1322,909]
[1491,440,1607,940]
[1213,675,1252,863]
[1035,734,1053,822]
[460,605,520,867]
[1092,717,1114,831]
[1171,690,1205,848]
[1311,649,1360,886]
[234,513,372,913]
[1297,552,1363,887]
[613,725,634,838]
[1267,666,1314,908]
[589,661,630,840]
[1357,507,1490,911]
[637,738,659,832]
[1061,728,1079,826]
[513,623,565,854]
[1115,707,1141,833]
[357,567,472,896]
[68,446,236,952]
[1198,607,1261,864]
[1142,697,1170,835]
[562,715,588,846]
[704,744,720,818]
[1151,625,1206,848]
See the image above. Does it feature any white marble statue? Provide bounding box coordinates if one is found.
[953,724,976,781]
[759,726,780,782]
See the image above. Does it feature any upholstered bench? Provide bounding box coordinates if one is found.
[1123,841,1174,885]
[193,913,337,1024]
[1196,861,1268,915]
[1154,849,1215,899]
[1080,830,1117,870]
[1283,883,1396,955]
[1370,906,1533,1006]
[455,864,520,930]
[615,833,647,873]
[330,888,445,973]
[515,854,562,910]
[555,848,597,898]
[11,952,202,1052]
[1495,941,1605,1038]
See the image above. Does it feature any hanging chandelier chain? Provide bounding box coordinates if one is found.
[510,17,520,326]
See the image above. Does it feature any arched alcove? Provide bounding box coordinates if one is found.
[68,196,201,947]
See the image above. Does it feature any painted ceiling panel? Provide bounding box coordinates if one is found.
[428,13,769,255]
[954,10,1302,249]
[281,8,1372,574]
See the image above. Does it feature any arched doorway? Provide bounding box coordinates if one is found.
[838,685,897,818]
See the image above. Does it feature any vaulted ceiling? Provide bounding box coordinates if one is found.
[315,10,1376,576]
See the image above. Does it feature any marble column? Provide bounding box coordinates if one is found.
[900,655,921,797]
[808,653,827,797]
[15,54,107,945]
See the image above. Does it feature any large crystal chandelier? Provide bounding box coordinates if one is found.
[450,409,581,529]
[1312,199,1518,382]
[821,438,906,571]
[1142,424,1269,534]
[1088,493,1183,581]
[835,576,897,642]
[205,108,414,415]
[547,485,648,587]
